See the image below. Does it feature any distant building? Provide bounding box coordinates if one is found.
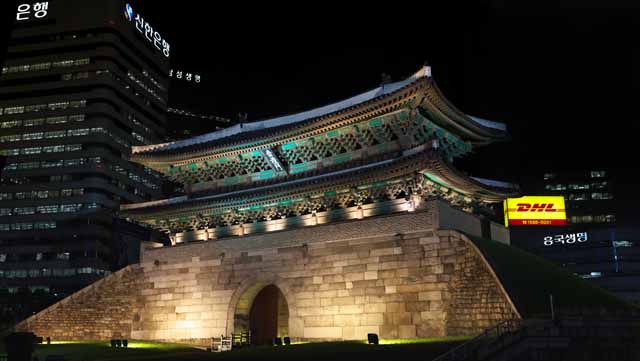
[509,170,639,301]
[0,0,170,304]
[539,170,615,225]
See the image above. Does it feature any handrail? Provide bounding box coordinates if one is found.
[432,318,523,361]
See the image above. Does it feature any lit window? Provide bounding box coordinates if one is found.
[37,205,59,214]
[4,106,25,115]
[60,204,82,212]
[48,102,69,110]
[43,145,66,153]
[545,184,567,191]
[613,241,633,247]
[23,118,44,127]
[590,171,606,178]
[42,160,63,168]
[23,132,43,140]
[68,128,89,137]
[56,252,70,261]
[69,100,86,108]
[64,159,85,167]
[579,272,602,279]
[46,116,67,125]
[568,184,590,190]
[22,147,42,155]
[591,181,608,189]
[591,193,613,200]
[14,207,35,215]
[25,104,47,112]
[568,193,589,201]
[45,130,66,139]
[35,222,56,229]
[1,120,22,128]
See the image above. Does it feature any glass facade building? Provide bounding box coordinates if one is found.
[0,0,169,299]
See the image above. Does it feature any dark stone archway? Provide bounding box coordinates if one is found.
[249,285,288,345]
[231,282,290,345]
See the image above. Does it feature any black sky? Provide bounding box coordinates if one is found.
[1,1,639,187]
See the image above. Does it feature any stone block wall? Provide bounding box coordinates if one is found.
[15,265,145,340]
[16,210,519,344]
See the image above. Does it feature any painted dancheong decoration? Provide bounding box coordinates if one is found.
[121,65,519,244]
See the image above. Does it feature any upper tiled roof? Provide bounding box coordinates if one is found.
[133,66,506,156]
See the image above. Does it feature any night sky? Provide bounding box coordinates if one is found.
[1,1,639,202]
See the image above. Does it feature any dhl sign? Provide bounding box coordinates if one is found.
[503,196,567,227]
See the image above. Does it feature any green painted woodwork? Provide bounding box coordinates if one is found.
[166,107,474,189]
[224,176,241,185]
[290,162,310,174]
[369,118,382,127]
[332,153,352,164]
[257,169,275,179]
[282,142,297,150]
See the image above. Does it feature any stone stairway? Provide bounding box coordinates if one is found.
[434,318,640,361]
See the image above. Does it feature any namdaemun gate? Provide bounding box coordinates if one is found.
[18,65,529,345]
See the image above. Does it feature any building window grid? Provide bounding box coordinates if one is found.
[0,267,109,279]
[1,57,90,75]
[0,99,86,119]
[1,126,129,149]
[0,114,84,129]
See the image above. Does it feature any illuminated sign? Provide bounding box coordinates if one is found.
[16,2,49,21]
[124,3,170,58]
[503,196,567,227]
[170,70,202,83]
[543,232,588,246]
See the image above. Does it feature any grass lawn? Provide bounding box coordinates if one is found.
[465,233,639,318]
[18,337,469,361]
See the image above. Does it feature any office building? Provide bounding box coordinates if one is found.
[0,0,170,301]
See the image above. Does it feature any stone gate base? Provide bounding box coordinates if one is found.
[16,207,519,344]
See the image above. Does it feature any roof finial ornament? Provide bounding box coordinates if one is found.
[424,61,432,77]
[238,112,247,128]
[380,73,392,87]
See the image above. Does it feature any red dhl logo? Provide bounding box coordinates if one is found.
[509,203,565,213]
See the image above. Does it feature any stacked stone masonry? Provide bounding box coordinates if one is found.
[16,211,518,344]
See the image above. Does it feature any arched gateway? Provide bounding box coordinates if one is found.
[226,275,296,344]
[15,65,522,344]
